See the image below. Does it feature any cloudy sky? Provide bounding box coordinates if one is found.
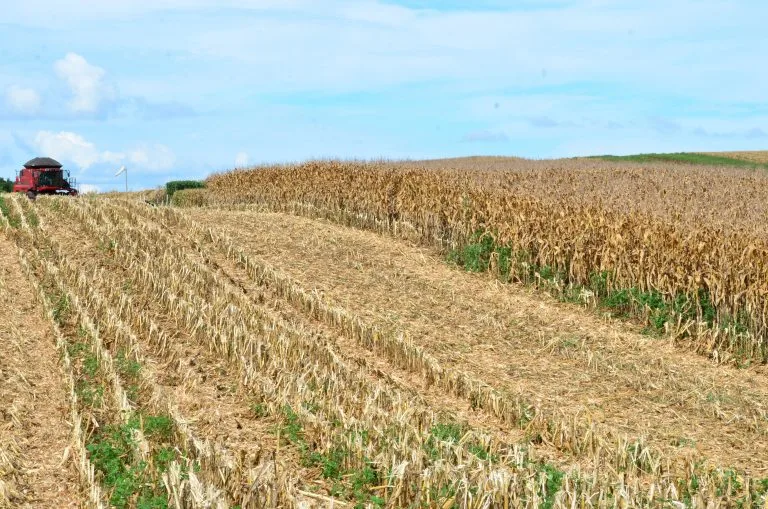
[1,1,766,191]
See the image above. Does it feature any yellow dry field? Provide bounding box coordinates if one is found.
[704,151,768,164]
[2,190,768,507]
[0,228,81,507]
[202,160,768,368]
[189,209,768,471]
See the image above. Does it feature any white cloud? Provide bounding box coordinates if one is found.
[54,53,116,114]
[33,131,175,172]
[101,151,127,165]
[7,0,307,24]
[7,2,767,104]
[165,1,766,104]
[4,1,767,166]
[1,1,766,104]
[34,131,102,169]
[235,152,249,167]
[5,86,41,115]
[461,130,509,143]
[128,144,176,171]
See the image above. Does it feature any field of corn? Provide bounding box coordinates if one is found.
[1,156,768,507]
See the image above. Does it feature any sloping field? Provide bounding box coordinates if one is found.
[1,186,767,506]
[592,152,768,169]
[187,208,768,468]
[200,160,768,365]
[703,151,768,165]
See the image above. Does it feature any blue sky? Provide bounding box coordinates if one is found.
[1,1,766,191]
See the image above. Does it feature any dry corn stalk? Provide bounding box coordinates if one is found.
[201,161,768,363]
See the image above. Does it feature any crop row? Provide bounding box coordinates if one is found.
[5,194,229,508]
[117,197,768,507]
[49,196,575,507]
[203,161,768,364]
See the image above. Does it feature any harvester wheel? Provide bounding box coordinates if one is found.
[26,190,37,201]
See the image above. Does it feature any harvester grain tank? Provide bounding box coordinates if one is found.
[13,157,78,199]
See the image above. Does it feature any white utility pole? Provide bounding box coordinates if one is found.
[114,166,127,192]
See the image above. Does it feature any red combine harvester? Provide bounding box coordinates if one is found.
[13,157,78,199]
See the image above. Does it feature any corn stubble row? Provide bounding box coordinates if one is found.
[61,197,576,507]
[34,205,231,507]
[205,161,768,362]
[4,194,228,508]
[40,195,704,506]
[0,198,106,508]
[37,198,285,507]
[117,197,768,507]
[5,191,765,506]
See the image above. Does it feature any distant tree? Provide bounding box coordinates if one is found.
[0,177,13,193]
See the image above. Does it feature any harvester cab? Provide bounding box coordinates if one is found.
[13,157,78,199]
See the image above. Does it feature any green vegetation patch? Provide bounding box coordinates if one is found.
[447,230,758,360]
[116,348,142,401]
[591,152,768,169]
[0,177,12,193]
[87,417,177,508]
[539,463,565,509]
[278,405,385,507]
[0,196,20,229]
[165,180,205,197]
[19,200,40,228]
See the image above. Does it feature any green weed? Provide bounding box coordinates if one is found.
[430,422,463,443]
[0,196,20,229]
[140,415,174,442]
[67,339,89,359]
[447,231,754,350]
[467,443,498,462]
[280,405,303,444]
[25,207,39,228]
[350,461,384,508]
[250,402,268,418]
[87,416,175,508]
[307,446,346,480]
[424,421,464,459]
[52,293,70,323]
[153,447,177,473]
[116,350,142,380]
[674,437,696,448]
[278,407,384,506]
[75,379,104,407]
[540,463,564,509]
[97,238,117,252]
[87,424,142,507]
[82,352,99,378]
